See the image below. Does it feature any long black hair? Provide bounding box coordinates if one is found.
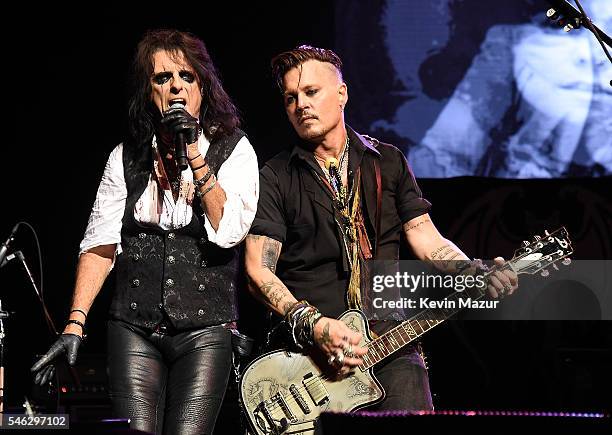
[124,29,240,182]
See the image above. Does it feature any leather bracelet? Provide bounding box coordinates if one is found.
[191,162,208,172]
[285,300,311,322]
[66,319,85,329]
[70,308,87,318]
[195,175,217,198]
[188,154,202,162]
[194,167,212,188]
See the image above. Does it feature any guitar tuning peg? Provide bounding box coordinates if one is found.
[541,269,550,277]
[522,240,529,246]
[562,258,572,266]
[534,235,541,241]
[552,263,559,271]
[564,23,575,32]
[544,230,550,236]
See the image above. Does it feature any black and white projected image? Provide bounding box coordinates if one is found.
[336,0,612,178]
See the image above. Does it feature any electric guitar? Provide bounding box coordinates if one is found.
[240,227,573,435]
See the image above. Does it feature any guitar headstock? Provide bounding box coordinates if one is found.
[510,227,573,276]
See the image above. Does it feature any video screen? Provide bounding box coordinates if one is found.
[335,0,612,177]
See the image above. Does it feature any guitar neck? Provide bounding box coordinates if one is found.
[359,226,572,370]
[360,268,497,369]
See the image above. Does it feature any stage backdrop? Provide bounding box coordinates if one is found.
[335,0,612,178]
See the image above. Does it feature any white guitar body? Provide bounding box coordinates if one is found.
[239,310,384,435]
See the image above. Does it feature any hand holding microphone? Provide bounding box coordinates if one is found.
[161,103,201,171]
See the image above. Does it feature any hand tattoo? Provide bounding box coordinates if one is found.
[319,322,332,347]
[431,244,450,260]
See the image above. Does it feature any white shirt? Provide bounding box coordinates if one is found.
[79,134,259,255]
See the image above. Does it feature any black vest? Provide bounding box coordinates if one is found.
[110,129,245,330]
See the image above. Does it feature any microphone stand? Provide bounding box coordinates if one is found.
[0,300,7,413]
[574,0,612,67]
[2,251,81,415]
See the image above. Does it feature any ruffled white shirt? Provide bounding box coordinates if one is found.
[79,133,259,256]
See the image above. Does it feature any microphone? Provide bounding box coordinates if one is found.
[169,102,189,171]
[0,223,19,268]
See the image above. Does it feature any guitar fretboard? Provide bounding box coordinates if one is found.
[359,227,571,370]
[360,278,487,369]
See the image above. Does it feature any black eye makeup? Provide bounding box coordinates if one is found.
[179,71,196,83]
[151,70,197,86]
[152,72,172,85]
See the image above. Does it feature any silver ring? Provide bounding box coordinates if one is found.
[328,354,337,366]
[344,343,354,358]
[336,351,345,366]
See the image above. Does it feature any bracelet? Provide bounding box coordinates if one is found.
[195,175,217,198]
[285,300,322,349]
[191,161,208,172]
[70,308,88,318]
[285,300,311,322]
[66,319,85,329]
[188,154,202,162]
[300,309,322,347]
[194,167,213,188]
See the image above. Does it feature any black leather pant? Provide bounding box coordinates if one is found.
[107,320,233,435]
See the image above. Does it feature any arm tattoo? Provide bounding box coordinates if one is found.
[260,280,287,308]
[404,218,431,233]
[262,238,281,273]
[281,301,295,316]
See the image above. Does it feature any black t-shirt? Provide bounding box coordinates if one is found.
[250,127,431,319]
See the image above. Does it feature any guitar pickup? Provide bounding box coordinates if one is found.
[302,373,329,406]
[290,384,311,414]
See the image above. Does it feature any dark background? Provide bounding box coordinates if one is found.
[0,1,610,430]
